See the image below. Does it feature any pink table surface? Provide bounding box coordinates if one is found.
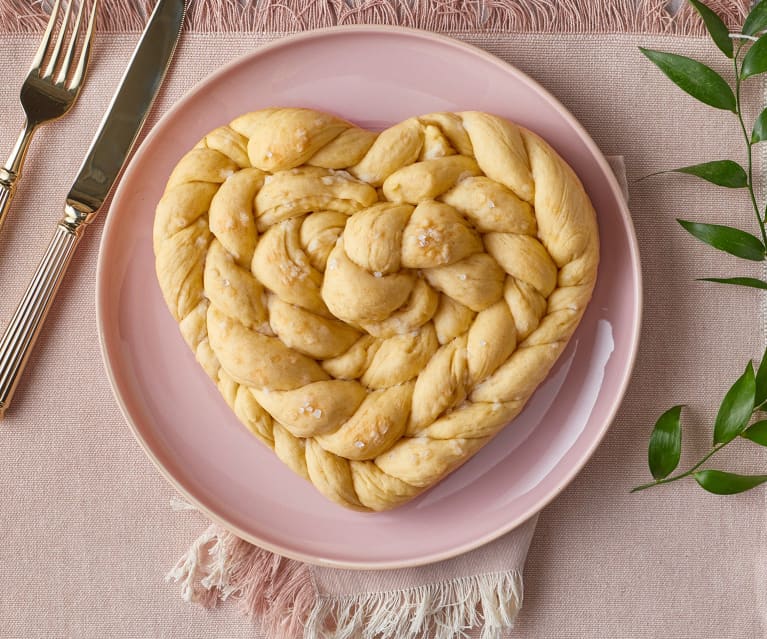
[0,30,765,638]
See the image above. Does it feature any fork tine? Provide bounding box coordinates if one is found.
[67,0,97,93]
[42,0,73,80]
[55,1,86,86]
[29,0,61,73]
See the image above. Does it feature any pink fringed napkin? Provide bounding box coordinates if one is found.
[168,498,535,639]
[165,156,629,639]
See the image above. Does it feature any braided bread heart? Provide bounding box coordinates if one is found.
[153,108,599,511]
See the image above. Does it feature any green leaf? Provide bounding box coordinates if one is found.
[689,0,733,58]
[694,470,767,494]
[741,33,767,79]
[672,160,748,188]
[639,48,736,111]
[677,220,766,261]
[741,420,767,445]
[648,406,683,480]
[713,362,756,444]
[743,0,767,36]
[752,108,767,143]
[755,343,767,405]
[698,277,767,289]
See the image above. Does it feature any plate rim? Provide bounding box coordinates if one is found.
[96,24,643,570]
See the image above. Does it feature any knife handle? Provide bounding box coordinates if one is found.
[0,221,82,419]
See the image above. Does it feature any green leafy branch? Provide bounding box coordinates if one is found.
[634,0,767,495]
[632,347,767,493]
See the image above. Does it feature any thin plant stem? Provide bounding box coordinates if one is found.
[733,43,767,246]
[631,442,728,492]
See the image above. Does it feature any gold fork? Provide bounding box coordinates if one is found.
[0,0,97,235]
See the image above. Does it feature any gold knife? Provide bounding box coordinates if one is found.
[0,0,187,418]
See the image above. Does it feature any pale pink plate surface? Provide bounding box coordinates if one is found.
[97,27,641,569]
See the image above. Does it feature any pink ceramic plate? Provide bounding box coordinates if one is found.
[97,26,641,569]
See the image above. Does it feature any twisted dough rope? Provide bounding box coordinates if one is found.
[153,108,599,511]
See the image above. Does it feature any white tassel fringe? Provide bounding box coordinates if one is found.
[304,570,523,639]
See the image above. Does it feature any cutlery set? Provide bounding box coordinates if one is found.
[0,0,186,418]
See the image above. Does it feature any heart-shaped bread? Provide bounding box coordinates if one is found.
[153,108,599,511]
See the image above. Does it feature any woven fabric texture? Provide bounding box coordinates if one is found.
[0,29,765,638]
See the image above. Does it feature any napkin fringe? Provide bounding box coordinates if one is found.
[166,522,314,639]
[168,520,523,639]
[0,0,750,35]
[304,570,523,639]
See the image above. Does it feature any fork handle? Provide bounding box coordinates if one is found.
[0,221,82,418]
[0,124,37,236]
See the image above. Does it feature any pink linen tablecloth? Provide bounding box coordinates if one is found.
[2,1,767,637]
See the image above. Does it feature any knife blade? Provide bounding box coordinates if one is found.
[68,0,186,221]
[0,0,187,418]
